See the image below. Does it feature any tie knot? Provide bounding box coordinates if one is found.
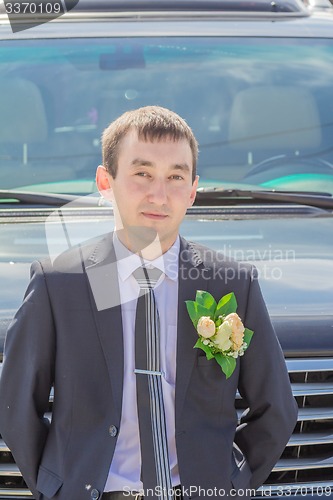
[133,266,162,289]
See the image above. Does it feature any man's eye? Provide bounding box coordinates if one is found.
[136,172,148,177]
[171,175,183,180]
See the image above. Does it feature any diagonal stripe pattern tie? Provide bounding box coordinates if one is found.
[133,266,173,500]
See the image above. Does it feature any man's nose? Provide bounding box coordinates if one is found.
[147,179,168,204]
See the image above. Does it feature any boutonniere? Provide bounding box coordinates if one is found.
[185,291,254,379]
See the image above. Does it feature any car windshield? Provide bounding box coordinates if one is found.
[1,36,333,195]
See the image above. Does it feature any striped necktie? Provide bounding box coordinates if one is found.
[133,266,173,500]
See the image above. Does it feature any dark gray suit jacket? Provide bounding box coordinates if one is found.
[0,234,298,500]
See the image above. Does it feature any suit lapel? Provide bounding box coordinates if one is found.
[83,233,124,416]
[175,237,209,422]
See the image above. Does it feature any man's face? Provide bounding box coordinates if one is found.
[96,129,198,254]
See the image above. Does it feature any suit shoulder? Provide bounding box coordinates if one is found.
[35,232,112,275]
[187,239,255,278]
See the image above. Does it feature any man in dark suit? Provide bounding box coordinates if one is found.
[0,106,298,500]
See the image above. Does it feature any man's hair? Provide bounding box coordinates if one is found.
[101,106,198,183]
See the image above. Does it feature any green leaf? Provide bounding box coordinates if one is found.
[243,327,254,347]
[214,353,237,379]
[194,338,215,360]
[185,300,213,328]
[195,290,217,316]
[215,292,237,318]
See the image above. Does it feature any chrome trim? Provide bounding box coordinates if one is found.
[0,463,21,476]
[286,358,333,372]
[63,10,310,20]
[297,407,333,421]
[0,489,32,497]
[292,382,333,396]
[238,407,333,423]
[0,439,9,452]
[288,431,333,446]
[274,456,333,472]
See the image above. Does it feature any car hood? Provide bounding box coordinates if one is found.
[1,210,332,355]
[181,215,333,310]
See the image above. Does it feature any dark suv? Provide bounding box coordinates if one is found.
[0,0,333,498]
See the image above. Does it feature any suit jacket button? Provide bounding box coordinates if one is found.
[91,489,100,499]
[109,425,118,437]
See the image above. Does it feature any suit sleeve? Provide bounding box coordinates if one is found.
[0,261,55,498]
[234,266,298,490]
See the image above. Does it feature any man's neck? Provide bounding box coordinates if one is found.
[114,227,178,260]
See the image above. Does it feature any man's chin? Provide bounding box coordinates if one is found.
[115,226,160,254]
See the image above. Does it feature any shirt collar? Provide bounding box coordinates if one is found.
[113,232,179,283]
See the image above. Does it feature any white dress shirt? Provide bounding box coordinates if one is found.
[104,234,180,492]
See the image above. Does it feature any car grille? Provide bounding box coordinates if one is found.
[259,358,333,496]
[0,357,332,498]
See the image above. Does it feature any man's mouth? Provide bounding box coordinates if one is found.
[142,212,168,220]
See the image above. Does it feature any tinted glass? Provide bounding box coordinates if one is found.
[1,37,333,194]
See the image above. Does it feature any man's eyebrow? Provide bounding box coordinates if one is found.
[131,158,154,167]
[131,158,191,172]
[173,163,190,172]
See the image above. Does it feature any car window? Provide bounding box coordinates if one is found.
[1,36,333,194]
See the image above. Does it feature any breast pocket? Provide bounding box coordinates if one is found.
[190,353,228,407]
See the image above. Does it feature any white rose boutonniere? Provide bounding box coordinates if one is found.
[185,291,254,379]
[197,316,216,338]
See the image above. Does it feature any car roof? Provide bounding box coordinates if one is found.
[0,0,311,23]
[0,0,332,38]
[72,0,308,13]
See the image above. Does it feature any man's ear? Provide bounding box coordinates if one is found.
[96,165,113,200]
[188,175,199,207]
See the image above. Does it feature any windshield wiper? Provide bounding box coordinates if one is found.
[2,188,333,209]
[195,188,333,209]
[0,190,106,207]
